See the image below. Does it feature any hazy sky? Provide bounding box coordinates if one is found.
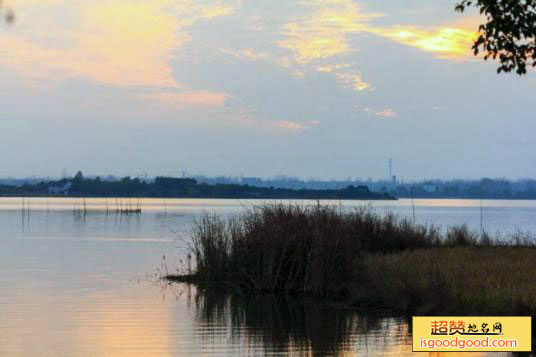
[1,0,535,180]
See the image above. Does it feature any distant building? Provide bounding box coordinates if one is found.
[241,177,263,186]
[423,184,437,193]
[48,182,71,195]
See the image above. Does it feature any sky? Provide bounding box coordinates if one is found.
[0,0,535,180]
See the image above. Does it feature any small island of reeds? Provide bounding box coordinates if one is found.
[167,204,536,330]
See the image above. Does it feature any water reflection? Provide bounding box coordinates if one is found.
[194,288,374,355]
[176,285,518,356]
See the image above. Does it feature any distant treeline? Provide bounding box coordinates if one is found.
[194,176,536,199]
[394,178,536,199]
[0,171,395,200]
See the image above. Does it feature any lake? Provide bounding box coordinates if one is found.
[0,197,534,356]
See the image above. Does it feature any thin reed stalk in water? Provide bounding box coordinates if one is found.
[410,186,416,224]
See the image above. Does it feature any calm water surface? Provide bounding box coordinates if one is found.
[0,197,534,356]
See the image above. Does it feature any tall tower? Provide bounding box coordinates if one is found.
[389,158,396,187]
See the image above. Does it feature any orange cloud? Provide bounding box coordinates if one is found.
[316,64,369,90]
[0,0,238,88]
[374,109,397,118]
[272,120,319,132]
[373,26,477,58]
[278,1,382,64]
[279,0,478,64]
[141,91,229,108]
[275,0,476,95]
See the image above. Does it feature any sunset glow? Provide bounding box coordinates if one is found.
[378,26,477,57]
[1,0,534,179]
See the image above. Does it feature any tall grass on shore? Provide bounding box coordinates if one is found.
[192,204,446,296]
[183,203,532,297]
[359,247,536,316]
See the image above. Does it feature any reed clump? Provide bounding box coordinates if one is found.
[188,203,451,296]
[171,203,536,317]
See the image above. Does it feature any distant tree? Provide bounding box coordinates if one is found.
[74,171,84,181]
[456,0,536,74]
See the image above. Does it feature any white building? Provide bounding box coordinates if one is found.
[48,182,71,195]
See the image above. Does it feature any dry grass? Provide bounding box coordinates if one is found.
[359,247,536,316]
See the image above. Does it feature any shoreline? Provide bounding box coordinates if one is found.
[0,194,397,200]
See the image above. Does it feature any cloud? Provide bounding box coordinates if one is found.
[199,5,235,19]
[374,109,397,118]
[361,107,397,118]
[218,47,306,79]
[274,0,475,95]
[278,0,382,64]
[316,63,369,91]
[0,0,478,127]
[277,1,477,63]
[0,0,239,88]
[373,26,477,58]
[272,119,320,132]
[141,90,229,108]
[334,71,370,91]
